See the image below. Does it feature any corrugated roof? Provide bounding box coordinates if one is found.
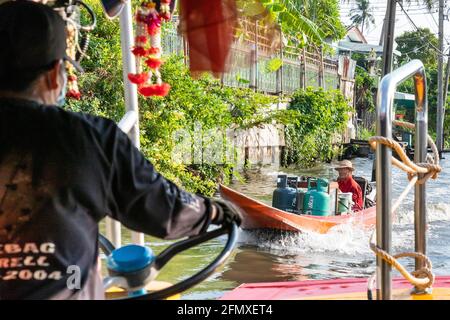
[337,41,401,56]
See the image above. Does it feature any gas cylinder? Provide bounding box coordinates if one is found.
[272,175,298,213]
[302,178,331,216]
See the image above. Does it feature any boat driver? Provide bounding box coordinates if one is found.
[334,160,363,211]
[0,1,241,300]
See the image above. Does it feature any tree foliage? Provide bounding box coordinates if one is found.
[67,0,299,195]
[354,66,376,112]
[394,28,450,145]
[349,0,375,35]
[283,87,351,168]
[256,0,346,47]
[395,28,439,68]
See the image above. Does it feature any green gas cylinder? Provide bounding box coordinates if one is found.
[302,178,331,216]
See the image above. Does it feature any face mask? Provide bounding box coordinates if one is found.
[56,66,68,107]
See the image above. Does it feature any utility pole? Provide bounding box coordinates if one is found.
[381,1,396,77]
[372,1,396,181]
[444,49,450,112]
[379,17,386,46]
[437,0,445,156]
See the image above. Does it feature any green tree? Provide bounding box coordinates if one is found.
[299,0,347,41]
[68,0,297,195]
[283,88,351,167]
[395,28,439,68]
[405,0,434,10]
[253,0,346,46]
[349,0,375,35]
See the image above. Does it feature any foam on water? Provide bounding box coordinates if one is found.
[394,203,450,225]
[237,201,450,263]
[239,223,373,256]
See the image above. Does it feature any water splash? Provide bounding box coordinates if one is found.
[239,223,373,257]
[394,203,450,225]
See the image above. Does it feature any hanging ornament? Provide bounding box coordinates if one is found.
[65,21,82,100]
[128,0,172,97]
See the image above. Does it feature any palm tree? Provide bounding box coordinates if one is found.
[405,0,434,10]
[349,0,375,35]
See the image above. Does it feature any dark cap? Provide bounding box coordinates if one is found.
[0,0,83,74]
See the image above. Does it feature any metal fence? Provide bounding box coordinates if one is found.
[161,22,340,95]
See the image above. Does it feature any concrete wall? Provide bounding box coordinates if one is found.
[229,102,287,169]
[231,123,285,169]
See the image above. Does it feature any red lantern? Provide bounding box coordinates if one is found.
[180,0,238,75]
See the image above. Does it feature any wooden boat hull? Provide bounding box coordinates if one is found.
[219,184,376,234]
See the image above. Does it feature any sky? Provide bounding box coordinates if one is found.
[339,0,450,51]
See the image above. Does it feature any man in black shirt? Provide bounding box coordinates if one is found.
[0,0,240,299]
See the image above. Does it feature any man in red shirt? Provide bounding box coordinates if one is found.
[335,160,363,211]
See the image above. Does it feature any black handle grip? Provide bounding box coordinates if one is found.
[130,223,238,300]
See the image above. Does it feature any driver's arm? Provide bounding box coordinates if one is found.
[99,119,214,240]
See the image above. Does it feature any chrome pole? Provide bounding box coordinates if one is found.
[117,0,144,246]
[376,70,393,301]
[413,71,428,293]
[376,60,427,300]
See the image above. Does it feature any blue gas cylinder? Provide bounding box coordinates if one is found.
[272,175,298,213]
[302,178,331,216]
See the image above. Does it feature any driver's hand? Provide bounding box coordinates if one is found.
[210,198,242,227]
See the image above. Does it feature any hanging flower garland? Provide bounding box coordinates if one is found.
[66,20,82,100]
[128,0,172,97]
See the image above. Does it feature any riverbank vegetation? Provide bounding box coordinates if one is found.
[68,0,352,195]
[282,88,351,168]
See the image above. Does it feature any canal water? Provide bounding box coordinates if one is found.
[106,157,450,300]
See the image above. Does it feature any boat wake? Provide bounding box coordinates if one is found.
[238,203,450,258]
[394,203,450,225]
[239,223,373,256]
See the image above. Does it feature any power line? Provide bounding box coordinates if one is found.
[341,1,450,46]
[397,0,449,56]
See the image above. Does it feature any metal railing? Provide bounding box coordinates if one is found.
[104,0,144,248]
[376,59,428,299]
[104,111,140,248]
[161,27,341,94]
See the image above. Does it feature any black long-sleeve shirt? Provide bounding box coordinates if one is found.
[0,98,211,299]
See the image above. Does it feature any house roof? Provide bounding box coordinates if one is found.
[345,26,368,44]
[337,41,401,56]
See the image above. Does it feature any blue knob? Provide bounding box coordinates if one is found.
[107,245,155,273]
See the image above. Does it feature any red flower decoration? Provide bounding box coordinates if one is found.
[67,89,81,100]
[159,12,171,21]
[145,57,162,69]
[135,36,147,44]
[132,46,148,57]
[136,12,148,24]
[147,47,160,55]
[148,24,161,36]
[68,75,78,82]
[147,13,162,35]
[128,73,149,85]
[162,0,171,3]
[138,83,171,97]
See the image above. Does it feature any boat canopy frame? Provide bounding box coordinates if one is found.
[376,59,428,300]
[104,2,144,247]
